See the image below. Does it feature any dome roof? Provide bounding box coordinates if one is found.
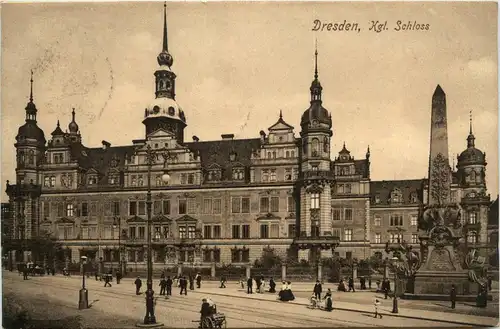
[51,120,64,136]
[17,122,46,144]
[300,101,331,129]
[68,108,79,134]
[458,146,485,165]
[144,97,186,123]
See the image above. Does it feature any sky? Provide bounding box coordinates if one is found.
[1,1,498,201]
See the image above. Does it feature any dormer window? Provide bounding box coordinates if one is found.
[229,152,237,162]
[312,165,318,172]
[232,168,244,180]
[109,175,118,185]
[88,176,98,185]
[390,188,403,203]
[262,170,269,182]
[375,195,381,204]
[410,193,418,203]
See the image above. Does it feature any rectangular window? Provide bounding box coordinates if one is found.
[128,251,136,262]
[468,212,477,224]
[187,173,194,184]
[344,229,352,241]
[163,200,171,215]
[270,197,279,212]
[311,193,320,209]
[288,224,296,238]
[241,249,249,262]
[375,233,381,244]
[213,249,221,262]
[203,199,212,214]
[232,197,241,213]
[138,227,145,239]
[90,202,97,216]
[346,251,352,260]
[374,216,381,226]
[332,208,341,221]
[187,199,197,214]
[260,197,269,213]
[345,208,353,221]
[81,202,88,216]
[188,226,196,239]
[89,226,97,239]
[43,202,50,218]
[260,224,269,239]
[231,249,240,262]
[129,201,137,216]
[262,170,269,182]
[287,196,295,212]
[66,204,74,217]
[81,226,89,239]
[332,229,341,238]
[390,233,403,243]
[390,215,403,226]
[180,174,187,185]
[112,201,120,216]
[232,225,240,239]
[203,250,211,262]
[241,197,250,213]
[270,223,279,238]
[153,201,161,215]
[138,201,146,216]
[410,215,418,226]
[213,199,222,214]
[411,234,419,244]
[179,226,187,239]
[104,225,112,239]
[242,224,250,239]
[203,225,212,239]
[270,170,277,182]
[129,227,136,239]
[213,225,221,239]
[178,200,187,215]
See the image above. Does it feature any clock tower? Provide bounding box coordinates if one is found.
[143,3,187,142]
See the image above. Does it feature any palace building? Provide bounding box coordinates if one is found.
[5,5,495,271]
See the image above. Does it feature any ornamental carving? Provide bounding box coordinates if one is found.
[465,249,488,287]
[429,153,450,205]
[306,183,323,194]
[428,249,455,271]
[428,225,456,249]
[60,173,73,189]
[419,203,462,232]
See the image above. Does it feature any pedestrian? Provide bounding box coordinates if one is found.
[104,274,112,287]
[219,276,226,288]
[383,279,389,299]
[23,265,28,280]
[450,284,456,309]
[135,276,142,295]
[374,298,383,318]
[180,276,188,295]
[268,278,276,293]
[247,277,253,294]
[166,276,173,296]
[368,277,372,290]
[116,271,122,284]
[159,277,167,295]
[348,277,355,292]
[95,271,99,281]
[189,275,195,290]
[196,273,202,289]
[313,280,322,301]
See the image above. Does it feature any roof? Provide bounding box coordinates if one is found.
[488,196,499,226]
[16,122,46,145]
[370,179,424,205]
[185,138,261,181]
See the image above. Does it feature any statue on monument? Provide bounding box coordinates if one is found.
[465,249,488,287]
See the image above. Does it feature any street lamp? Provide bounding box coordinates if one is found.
[79,256,89,310]
[391,256,399,314]
[113,217,122,274]
[137,143,171,328]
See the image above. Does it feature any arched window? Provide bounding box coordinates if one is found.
[19,151,25,164]
[291,151,295,158]
[272,151,277,159]
[267,152,271,159]
[159,81,164,89]
[50,176,56,187]
[310,193,320,209]
[311,138,319,156]
[28,150,35,165]
[467,231,478,244]
[285,151,290,158]
[470,170,476,182]
[44,177,50,187]
[323,137,329,153]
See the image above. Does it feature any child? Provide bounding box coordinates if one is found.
[309,293,318,309]
[374,298,382,318]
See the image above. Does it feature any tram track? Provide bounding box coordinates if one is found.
[5,276,382,327]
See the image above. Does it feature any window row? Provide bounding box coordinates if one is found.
[372,214,418,227]
[331,207,353,221]
[261,168,299,182]
[265,150,296,159]
[373,233,419,244]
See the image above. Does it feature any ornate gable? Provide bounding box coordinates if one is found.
[127,215,146,223]
[176,215,198,223]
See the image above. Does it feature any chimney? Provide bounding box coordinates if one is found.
[221,134,234,140]
[192,136,199,142]
[102,140,111,150]
[259,130,266,143]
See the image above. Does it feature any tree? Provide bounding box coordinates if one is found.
[27,231,63,264]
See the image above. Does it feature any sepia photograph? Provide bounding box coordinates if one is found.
[0,1,498,328]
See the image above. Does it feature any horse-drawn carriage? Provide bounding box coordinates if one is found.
[193,313,227,329]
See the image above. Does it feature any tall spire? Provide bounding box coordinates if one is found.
[467,110,475,148]
[314,39,318,80]
[162,2,168,52]
[279,109,283,119]
[29,70,34,102]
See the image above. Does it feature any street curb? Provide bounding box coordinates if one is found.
[190,289,496,327]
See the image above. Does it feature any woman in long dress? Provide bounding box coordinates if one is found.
[278,281,287,301]
[286,281,295,301]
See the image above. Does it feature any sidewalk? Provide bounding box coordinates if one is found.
[190,286,499,327]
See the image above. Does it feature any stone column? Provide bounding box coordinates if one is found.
[211,262,216,278]
[246,264,251,279]
[281,262,287,282]
[383,262,389,279]
[317,261,323,282]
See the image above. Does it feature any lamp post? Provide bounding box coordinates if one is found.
[113,217,122,274]
[79,256,89,310]
[137,143,171,328]
[391,256,399,314]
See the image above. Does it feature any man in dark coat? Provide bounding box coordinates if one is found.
[450,284,456,309]
[159,277,167,295]
[166,276,173,296]
[199,299,212,328]
[189,275,195,290]
[22,265,29,280]
[116,271,122,284]
[247,277,253,294]
[269,278,276,293]
[220,276,226,288]
[383,279,389,299]
[134,276,142,295]
[348,277,355,292]
[313,280,322,300]
[180,276,188,295]
[104,273,112,287]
